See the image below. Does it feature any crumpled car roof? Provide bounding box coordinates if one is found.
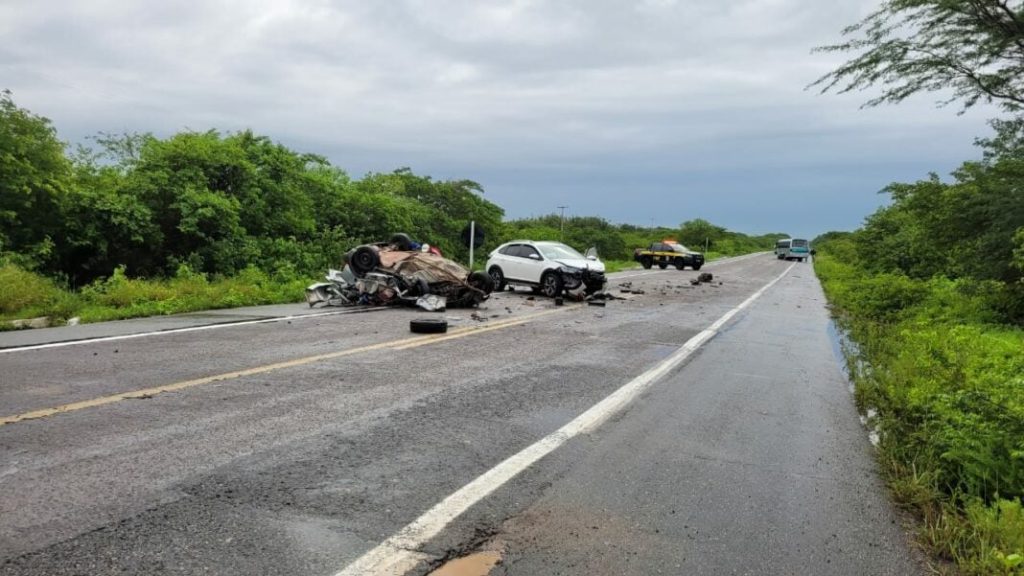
[379,250,471,285]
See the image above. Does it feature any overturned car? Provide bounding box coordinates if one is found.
[306,236,494,310]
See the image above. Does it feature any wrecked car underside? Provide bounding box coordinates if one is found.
[306,242,493,310]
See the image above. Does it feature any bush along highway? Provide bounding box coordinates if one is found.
[813,192,1024,573]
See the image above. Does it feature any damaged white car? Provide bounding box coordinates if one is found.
[485,240,607,299]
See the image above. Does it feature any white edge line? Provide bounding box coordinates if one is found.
[0,308,379,354]
[334,262,795,576]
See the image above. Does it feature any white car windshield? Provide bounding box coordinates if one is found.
[538,243,585,260]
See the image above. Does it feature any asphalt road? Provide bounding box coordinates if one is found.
[0,254,925,575]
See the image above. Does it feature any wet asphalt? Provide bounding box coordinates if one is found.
[0,254,925,575]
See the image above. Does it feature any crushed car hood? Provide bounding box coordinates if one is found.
[554,257,606,272]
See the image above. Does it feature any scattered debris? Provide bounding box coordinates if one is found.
[689,272,716,286]
[588,301,607,307]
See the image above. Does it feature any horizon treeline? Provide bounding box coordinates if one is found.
[2,91,782,289]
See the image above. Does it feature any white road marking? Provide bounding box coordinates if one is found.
[334,262,795,576]
[0,308,382,354]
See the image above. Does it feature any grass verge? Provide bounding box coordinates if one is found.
[815,252,1024,575]
[1,264,310,329]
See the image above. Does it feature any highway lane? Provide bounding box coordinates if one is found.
[451,261,926,575]
[0,254,922,575]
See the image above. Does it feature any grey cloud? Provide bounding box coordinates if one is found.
[2,0,996,239]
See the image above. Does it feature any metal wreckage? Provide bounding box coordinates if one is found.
[305,235,495,311]
[306,234,610,311]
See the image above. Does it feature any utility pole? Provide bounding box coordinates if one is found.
[557,205,568,241]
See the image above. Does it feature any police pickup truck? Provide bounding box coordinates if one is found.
[633,241,705,270]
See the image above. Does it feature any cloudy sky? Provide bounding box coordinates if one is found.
[1,0,997,239]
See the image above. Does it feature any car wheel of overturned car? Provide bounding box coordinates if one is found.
[410,318,448,334]
[487,266,507,291]
[349,245,380,276]
[640,256,653,269]
[540,272,563,298]
[468,270,495,294]
[413,277,430,296]
[390,233,414,251]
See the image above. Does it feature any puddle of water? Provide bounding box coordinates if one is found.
[828,319,885,449]
[825,319,847,370]
[428,551,502,576]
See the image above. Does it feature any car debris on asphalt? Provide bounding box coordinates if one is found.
[306,234,495,311]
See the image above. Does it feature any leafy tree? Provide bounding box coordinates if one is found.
[678,218,726,249]
[60,159,157,285]
[812,0,1024,113]
[0,90,70,264]
[356,168,505,260]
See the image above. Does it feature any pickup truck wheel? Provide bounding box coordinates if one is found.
[692,264,702,271]
[640,256,653,269]
[674,258,686,270]
[540,272,563,298]
[658,262,668,269]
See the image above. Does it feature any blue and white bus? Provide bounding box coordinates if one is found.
[776,238,811,261]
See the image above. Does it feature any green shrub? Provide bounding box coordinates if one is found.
[816,247,1024,574]
[0,263,67,317]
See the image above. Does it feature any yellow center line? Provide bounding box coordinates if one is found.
[1,307,570,427]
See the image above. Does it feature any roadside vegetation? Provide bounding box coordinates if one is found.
[816,228,1024,574]
[812,1,1024,570]
[1,91,775,327]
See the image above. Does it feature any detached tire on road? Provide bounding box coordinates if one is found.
[410,318,448,334]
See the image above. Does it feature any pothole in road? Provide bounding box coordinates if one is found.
[426,550,503,576]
